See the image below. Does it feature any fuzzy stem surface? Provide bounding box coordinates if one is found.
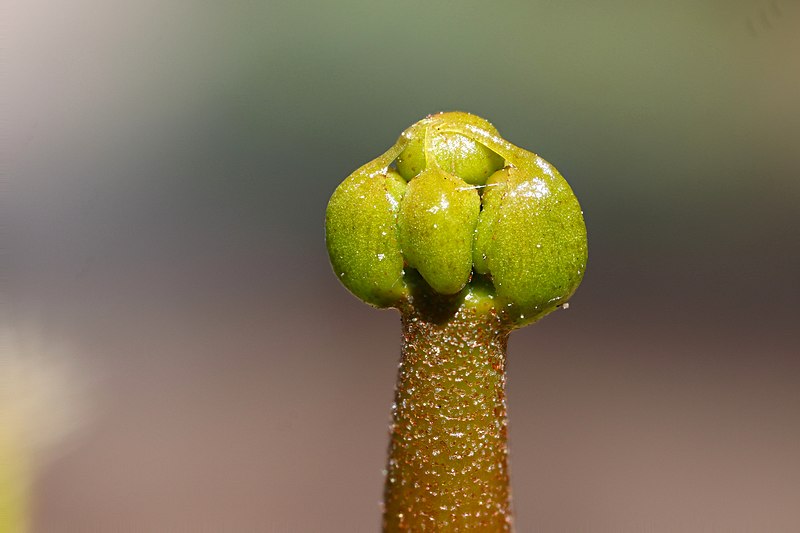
[383,294,512,531]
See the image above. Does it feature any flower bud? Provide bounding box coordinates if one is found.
[483,160,587,322]
[326,112,587,325]
[325,169,407,307]
[397,168,480,295]
[395,112,504,185]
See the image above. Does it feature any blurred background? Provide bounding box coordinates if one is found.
[4,0,799,531]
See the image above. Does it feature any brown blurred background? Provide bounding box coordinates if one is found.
[5,1,800,531]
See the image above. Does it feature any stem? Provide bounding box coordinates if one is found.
[383,292,513,531]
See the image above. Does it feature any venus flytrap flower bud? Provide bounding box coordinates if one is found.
[326,168,407,307]
[325,111,588,531]
[395,111,505,185]
[482,163,587,326]
[397,168,480,295]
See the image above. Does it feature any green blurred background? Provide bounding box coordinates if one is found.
[6,1,799,531]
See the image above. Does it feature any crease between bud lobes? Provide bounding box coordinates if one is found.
[325,169,407,308]
[397,168,480,295]
[472,169,510,275]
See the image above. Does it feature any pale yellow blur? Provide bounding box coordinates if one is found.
[0,326,86,533]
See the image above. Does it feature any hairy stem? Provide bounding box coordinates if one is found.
[383,295,512,531]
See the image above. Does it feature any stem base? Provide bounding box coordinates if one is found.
[383,298,512,531]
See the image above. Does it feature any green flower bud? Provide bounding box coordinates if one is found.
[482,160,587,322]
[397,168,480,295]
[325,169,407,307]
[326,111,587,326]
[395,111,505,185]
